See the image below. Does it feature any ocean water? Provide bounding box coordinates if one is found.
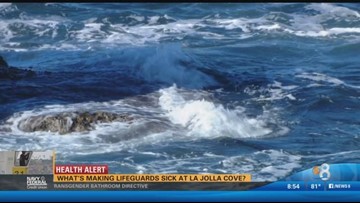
[0,3,359,181]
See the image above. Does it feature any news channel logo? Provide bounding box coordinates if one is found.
[312,163,331,181]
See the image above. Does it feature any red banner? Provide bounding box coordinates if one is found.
[55,165,108,174]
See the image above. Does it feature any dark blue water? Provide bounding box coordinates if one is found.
[0,3,359,181]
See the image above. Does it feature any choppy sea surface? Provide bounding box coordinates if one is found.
[0,3,359,181]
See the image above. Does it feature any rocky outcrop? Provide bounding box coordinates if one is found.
[0,56,36,80]
[17,111,134,135]
[0,56,9,68]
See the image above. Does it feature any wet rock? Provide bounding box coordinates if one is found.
[17,111,134,135]
[0,56,9,68]
[0,55,36,80]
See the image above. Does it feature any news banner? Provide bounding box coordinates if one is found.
[50,163,360,192]
[37,164,360,191]
[1,151,360,201]
[0,151,360,191]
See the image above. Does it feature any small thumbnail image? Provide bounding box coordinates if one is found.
[0,150,53,175]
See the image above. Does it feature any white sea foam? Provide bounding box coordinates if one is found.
[245,81,298,101]
[0,3,11,9]
[255,23,281,31]
[283,4,360,37]
[296,72,360,89]
[0,84,288,154]
[0,21,13,43]
[288,27,360,37]
[0,17,65,45]
[0,3,16,15]
[221,150,302,181]
[159,85,273,139]
[297,72,344,85]
[206,4,360,38]
[306,3,360,18]
[115,149,302,181]
[128,14,145,22]
[0,84,292,180]
[303,149,360,159]
[148,16,160,25]
[1,3,360,51]
[72,22,106,43]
